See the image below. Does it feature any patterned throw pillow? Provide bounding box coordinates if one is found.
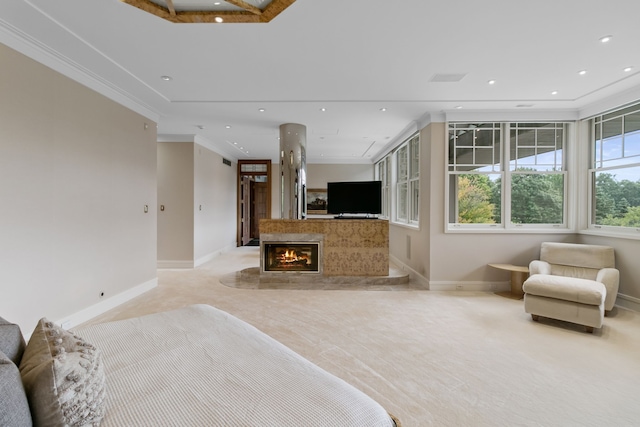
[19,319,106,427]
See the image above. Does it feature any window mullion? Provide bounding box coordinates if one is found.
[503,122,512,229]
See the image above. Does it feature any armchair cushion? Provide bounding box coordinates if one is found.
[540,242,615,270]
[523,274,606,306]
[523,242,617,332]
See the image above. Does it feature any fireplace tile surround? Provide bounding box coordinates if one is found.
[259,219,389,277]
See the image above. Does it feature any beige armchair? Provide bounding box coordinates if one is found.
[522,242,619,333]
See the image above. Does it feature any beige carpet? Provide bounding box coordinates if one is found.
[84,247,640,426]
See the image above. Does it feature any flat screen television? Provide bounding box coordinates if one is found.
[327,180,382,217]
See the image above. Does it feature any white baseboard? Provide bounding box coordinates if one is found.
[195,244,234,267]
[616,293,640,312]
[428,280,511,292]
[159,245,235,269]
[389,255,429,288]
[157,260,194,269]
[54,278,158,330]
[389,255,511,292]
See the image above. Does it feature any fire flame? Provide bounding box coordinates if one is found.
[278,249,309,265]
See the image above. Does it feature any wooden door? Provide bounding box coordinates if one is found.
[240,176,251,246]
[251,181,268,238]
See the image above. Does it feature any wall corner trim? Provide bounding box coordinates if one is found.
[389,254,429,289]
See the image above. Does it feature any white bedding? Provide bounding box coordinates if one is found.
[77,304,397,427]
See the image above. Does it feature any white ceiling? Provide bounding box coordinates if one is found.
[3,0,640,163]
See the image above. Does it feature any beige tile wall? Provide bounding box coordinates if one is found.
[260,219,389,276]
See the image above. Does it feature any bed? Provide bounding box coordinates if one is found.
[1,304,399,426]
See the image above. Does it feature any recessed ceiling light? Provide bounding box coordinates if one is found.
[215,16,223,23]
[624,66,633,72]
[258,108,265,112]
[233,142,237,145]
[214,2,221,5]
[488,80,496,85]
[551,91,558,95]
[578,70,587,75]
[225,125,231,129]
[319,108,326,112]
[380,107,387,112]
[455,106,463,109]
[599,35,613,43]
[160,75,172,81]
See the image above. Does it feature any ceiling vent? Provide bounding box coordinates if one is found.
[429,73,467,83]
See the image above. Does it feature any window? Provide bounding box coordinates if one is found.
[396,144,408,221]
[447,122,567,230]
[395,134,419,225]
[376,157,391,218]
[448,123,502,226]
[590,104,640,229]
[409,135,420,223]
[375,133,420,226]
[510,123,565,225]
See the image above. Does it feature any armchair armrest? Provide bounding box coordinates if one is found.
[597,268,620,311]
[529,260,551,275]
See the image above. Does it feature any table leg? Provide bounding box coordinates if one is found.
[510,271,527,299]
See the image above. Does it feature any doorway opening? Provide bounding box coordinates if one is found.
[237,160,271,247]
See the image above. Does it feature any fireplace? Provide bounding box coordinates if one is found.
[260,233,323,275]
[263,243,319,272]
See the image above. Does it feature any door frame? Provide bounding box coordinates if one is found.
[237,160,271,246]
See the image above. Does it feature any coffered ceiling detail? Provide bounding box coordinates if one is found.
[120,0,296,23]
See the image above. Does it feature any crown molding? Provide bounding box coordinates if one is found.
[0,17,160,123]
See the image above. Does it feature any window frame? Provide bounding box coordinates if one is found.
[446,121,571,233]
[375,132,420,228]
[375,156,391,219]
[586,104,640,237]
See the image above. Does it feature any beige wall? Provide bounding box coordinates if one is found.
[389,122,640,303]
[306,163,374,188]
[158,141,237,266]
[193,144,237,263]
[270,163,374,218]
[577,235,640,300]
[392,123,576,286]
[0,44,157,333]
[157,142,194,263]
[307,163,374,218]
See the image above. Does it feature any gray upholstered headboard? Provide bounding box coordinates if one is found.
[0,316,26,365]
[0,316,32,426]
